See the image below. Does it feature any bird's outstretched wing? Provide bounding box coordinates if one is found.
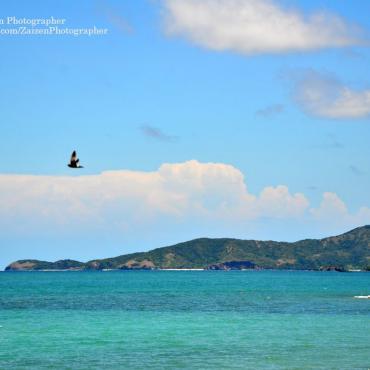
[70,151,77,162]
[68,150,83,168]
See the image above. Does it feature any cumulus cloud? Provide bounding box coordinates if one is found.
[0,161,308,233]
[311,192,370,228]
[162,0,365,55]
[257,185,308,219]
[311,192,348,220]
[1,161,369,237]
[295,71,370,119]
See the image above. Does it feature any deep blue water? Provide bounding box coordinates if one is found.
[0,270,369,369]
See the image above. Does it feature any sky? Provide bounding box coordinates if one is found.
[1,0,370,268]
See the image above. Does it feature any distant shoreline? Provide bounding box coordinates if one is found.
[3,268,368,272]
[5,226,370,272]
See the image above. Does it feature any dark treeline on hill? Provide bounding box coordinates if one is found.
[5,226,370,271]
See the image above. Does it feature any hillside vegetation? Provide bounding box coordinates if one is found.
[6,226,370,271]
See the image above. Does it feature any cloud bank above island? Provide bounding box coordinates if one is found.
[162,0,366,55]
[0,160,369,236]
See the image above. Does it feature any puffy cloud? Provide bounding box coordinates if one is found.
[257,185,309,219]
[0,160,308,234]
[162,0,365,55]
[311,192,370,228]
[1,161,369,238]
[295,71,370,119]
[311,192,348,220]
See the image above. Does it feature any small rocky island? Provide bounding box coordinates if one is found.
[5,226,370,272]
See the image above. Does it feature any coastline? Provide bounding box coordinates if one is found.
[3,268,368,272]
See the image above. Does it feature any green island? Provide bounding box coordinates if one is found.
[5,225,370,271]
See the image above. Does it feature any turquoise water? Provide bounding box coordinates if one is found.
[0,271,369,369]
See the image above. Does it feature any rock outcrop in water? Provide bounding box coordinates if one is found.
[206,261,257,270]
[5,225,370,271]
[319,266,347,272]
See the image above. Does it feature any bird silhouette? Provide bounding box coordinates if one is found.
[68,150,84,168]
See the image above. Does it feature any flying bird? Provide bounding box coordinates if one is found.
[68,150,84,168]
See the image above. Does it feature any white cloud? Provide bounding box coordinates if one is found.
[1,161,369,237]
[0,160,308,233]
[257,185,308,219]
[311,192,348,220]
[295,71,370,119]
[311,192,370,228]
[162,0,365,55]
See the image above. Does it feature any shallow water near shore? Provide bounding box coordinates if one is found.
[0,270,369,369]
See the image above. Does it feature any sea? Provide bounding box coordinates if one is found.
[0,270,369,369]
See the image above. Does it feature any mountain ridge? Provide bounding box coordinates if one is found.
[5,225,370,271]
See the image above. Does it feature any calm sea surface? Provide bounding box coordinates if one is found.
[0,270,369,369]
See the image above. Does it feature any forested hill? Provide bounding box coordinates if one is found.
[5,226,370,271]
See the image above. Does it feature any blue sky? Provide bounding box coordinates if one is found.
[1,0,370,268]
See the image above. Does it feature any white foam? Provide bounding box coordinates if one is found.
[354,295,370,299]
